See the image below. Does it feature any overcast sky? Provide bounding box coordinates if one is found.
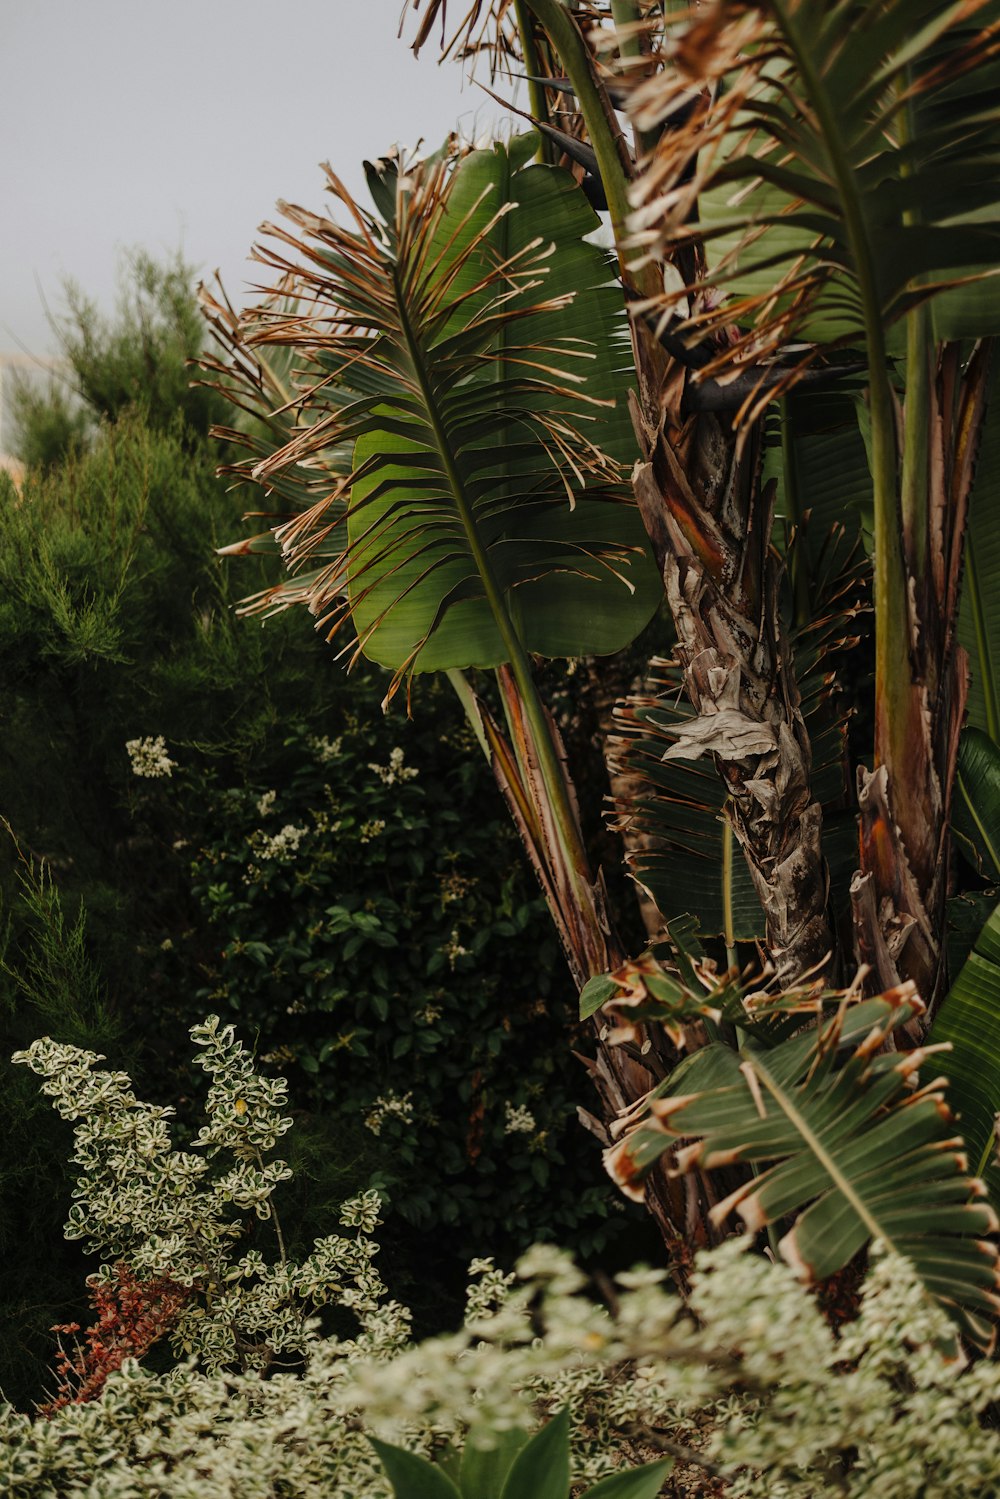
[0,1,503,357]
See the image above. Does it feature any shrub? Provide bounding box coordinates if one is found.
[6,1021,1000,1498]
[178,708,623,1262]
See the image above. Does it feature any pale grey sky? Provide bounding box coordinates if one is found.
[0,1,502,356]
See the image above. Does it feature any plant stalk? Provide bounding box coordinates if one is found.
[513,0,552,163]
[769,2,906,783]
[525,0,633,244]
[393,269,596,914]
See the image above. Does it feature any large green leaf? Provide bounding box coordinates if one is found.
[581,1459,673,1499]
[219,139,661,691]
[953,727,1000,878]
[498,1406,571,1499]
[459,1426,531,1499]
[369,1438,463,1499]
[605,980,1000,1348]
[629,1,1000,362]
[959,367,1000,741]
[933,905,1000,1194]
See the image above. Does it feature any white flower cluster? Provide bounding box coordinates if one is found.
[7,1024,1000,1498]
[363,1090,415,1138]
[368,747,419,786]
[308,733,342,764]
[248,823,308,862]
[257,788,277,817]
[359,819,386,844]
[442,928,469,970]
[503,1101,536,1136]
[125,735,176,779]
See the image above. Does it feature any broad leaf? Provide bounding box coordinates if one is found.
[580,972,617,1020]
[605,984,1000,1348]
[459,1425,531,1499]
[498,1407,571,1499]
[932,903,1000,1192]
[370,1438,463,1499]
[628,1,1000,388]
[581,1458,673,1499]
[953,727,1000,878]
[959,369,1000,741]
[217,140,661,696]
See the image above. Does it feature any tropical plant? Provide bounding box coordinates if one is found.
[370,1408,673,1499]
[208,0,1000,1340]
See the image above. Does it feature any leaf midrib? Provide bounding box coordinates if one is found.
[749,1053,889,1252]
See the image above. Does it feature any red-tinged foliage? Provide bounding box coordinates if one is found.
[40,1265,189,1415]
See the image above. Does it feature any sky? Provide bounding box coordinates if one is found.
[0,1,504,358]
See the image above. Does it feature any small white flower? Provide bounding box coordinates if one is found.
[364,1091,414,1137]
[368,747,419,786]
[257,789,277,817]
[126,735,176,779]
[248,824,308,862]
[504,1102,536,1136]
[308,734,342,764]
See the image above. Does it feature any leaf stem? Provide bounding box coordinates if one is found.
[393,270,596,907]
[769,1,905,776]
[722,811,738,973]
[525,0,632,245]
[446,669,490,759]
[513,0,552,163]
[965,544,1000,742]
[780,397,812,633]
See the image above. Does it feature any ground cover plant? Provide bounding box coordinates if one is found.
[6,1024,1000,1498]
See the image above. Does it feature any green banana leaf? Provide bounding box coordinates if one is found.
[371,1410,672,1499]
[219,136,662,688]
[953,727,1000,878]
[634,1,1000,360]
[606,985,1000,1349]
[931,902,1000,1195]
[346,140,660,674]
[959,367,1000,741]
[370,1437,462,1499]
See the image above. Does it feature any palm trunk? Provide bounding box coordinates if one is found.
[631,408,831,983]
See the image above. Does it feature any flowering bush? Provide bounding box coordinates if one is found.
[182,716,622,1263]
[124,735,176,779]
[7,1022,1000,1499]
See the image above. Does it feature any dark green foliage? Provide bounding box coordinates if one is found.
[9,377,89,474]
[56,251,226,441]
[0,255,624,1404]
[183,713,624,1260]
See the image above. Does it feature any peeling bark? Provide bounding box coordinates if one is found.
[630,405,831,983]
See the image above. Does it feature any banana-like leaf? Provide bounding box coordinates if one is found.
[932,903,1000,1196]
[605,975,1000,1348]
[608,667,766,940]
[370,1437,462,1499]
[217,139,661,694]
[627,1,1000,394]
[953,727,1000,877]
[959,365,1000,740]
